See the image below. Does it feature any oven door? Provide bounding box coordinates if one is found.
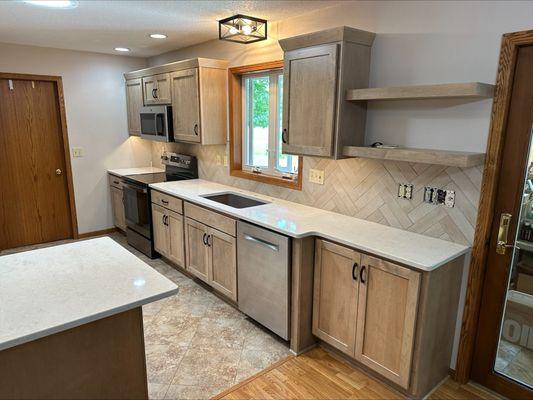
[122,182,151,238]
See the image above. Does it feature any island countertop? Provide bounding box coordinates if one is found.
[150,179,470,272]
[0,237,177,352]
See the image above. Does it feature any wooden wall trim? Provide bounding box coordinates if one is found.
[228,61,303,191]
[77,227,119,239]
[454,29,533,384]
[0,72,79,239]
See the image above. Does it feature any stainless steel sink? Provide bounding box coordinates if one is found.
[201,192,269,209]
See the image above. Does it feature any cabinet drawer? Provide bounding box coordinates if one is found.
[151,190,183,214]
[108,174,123,189]
[184,202,236,237]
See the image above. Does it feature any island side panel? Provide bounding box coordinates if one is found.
[290,236,317,354]
[0,307,148,400]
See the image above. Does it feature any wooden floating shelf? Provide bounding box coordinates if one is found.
[342,146,485,168]
[346,82,495,101]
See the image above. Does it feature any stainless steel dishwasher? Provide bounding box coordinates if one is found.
[237,221,290,340]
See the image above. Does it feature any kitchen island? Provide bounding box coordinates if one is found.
[0,237,178,400]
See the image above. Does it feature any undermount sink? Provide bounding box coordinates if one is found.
[201,192,269,209]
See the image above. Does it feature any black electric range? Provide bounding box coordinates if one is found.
[122,153,198,258]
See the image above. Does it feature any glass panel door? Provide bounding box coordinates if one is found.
[494,125,533,389]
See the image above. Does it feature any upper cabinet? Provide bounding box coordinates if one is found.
[279,26,375,159]
[124,58,229,145]
[125,78,142,136]
[142,73,171,105]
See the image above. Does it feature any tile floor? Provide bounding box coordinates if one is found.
[495,339,533,389]
[1,233,291,400]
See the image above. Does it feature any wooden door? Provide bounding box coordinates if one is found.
[208,227,237,301]
[167,210,185,267]
[151,204,168,257]
[171,68,201,143]
[125,78,142,135]
[312,239,359,355]
[282,44,338,157]
[110,186,126,231]
[0,76,74,250]
[185,217,209,282]
[355,255,420,389]
[470,40,533,398]
[142,73,170,105]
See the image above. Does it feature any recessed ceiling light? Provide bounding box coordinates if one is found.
[23,0,79,9]
[149,33,167,39]
[114,47,130,52]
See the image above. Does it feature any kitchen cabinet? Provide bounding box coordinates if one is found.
[312,239,360,355]
[109,175,126,231]
[355,254,420,389]
[208,228,237,301]
[312,239,424,391]
[152,202,185,267]
[171,68,200,143]
[125,78,142,136]
[279,26,375,159]
[142,73,171,105]
[184,217,209,282]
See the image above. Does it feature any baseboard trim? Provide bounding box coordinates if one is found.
[77,227,119,239]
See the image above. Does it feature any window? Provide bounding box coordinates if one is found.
[229,62,302,190]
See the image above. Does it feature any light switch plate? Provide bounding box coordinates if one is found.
[309,169,324,185]
[72,147,83,157]
[445,190,456,208]
[398,183,413,200]
[223,155,228,167]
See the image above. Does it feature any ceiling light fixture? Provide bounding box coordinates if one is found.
[114,47,130,52]
[149,33,167,39]
[219,14,267,44]
[23,0,79,9]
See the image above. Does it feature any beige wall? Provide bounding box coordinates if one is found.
[145,0,533,246]
[0,42,152,234]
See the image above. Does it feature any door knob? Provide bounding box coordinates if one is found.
[55,168,62,176]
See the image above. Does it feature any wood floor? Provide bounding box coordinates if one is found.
[213,348,501,400]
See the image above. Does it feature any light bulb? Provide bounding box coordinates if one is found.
[242,25,253,35]
[229,26,239,35]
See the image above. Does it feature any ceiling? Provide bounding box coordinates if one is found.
[0,1,340,58]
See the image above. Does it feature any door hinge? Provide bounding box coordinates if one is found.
[8,79,13,91]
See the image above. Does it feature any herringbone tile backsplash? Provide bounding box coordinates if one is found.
[152,142,481,246]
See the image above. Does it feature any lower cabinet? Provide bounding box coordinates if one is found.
[152,204,185,267]
[185,216,237,302]
[109,176,126,231]
[313,239,420,389]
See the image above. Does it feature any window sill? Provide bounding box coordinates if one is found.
[230,169,302,190]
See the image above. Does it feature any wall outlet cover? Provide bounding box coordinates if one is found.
[215,155,222,165]
[72,147,83,157]
[309,169,325,185]
[445,190,456,208]
[223,155,228,167]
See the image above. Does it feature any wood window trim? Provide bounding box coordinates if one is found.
[453,29,533,387]
[228,61,303,190]
[0,72,79,239]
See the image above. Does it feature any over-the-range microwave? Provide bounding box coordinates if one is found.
[140,105,173,142]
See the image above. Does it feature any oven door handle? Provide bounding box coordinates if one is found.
[122,182,147,194]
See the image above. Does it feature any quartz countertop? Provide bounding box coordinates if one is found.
[150,179,469,271]
[108,166,164,177]
[0,237,177,351]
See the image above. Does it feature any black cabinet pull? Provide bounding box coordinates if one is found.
[153,88,158,99]
[281,128,288,144]
[360,265,366,284]
[194,124,199,135]
[352,262,358,281]
[202,233,207,245]
[207,234,212,247]
[161,199,169,204]
[162,215,166,226]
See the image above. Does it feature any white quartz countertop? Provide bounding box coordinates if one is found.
[150,179,469,271]
[108,166,164,177]
[0,237,177,351]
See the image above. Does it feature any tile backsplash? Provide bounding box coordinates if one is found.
[152,142,481,245]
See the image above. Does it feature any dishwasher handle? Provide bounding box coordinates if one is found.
[243,234,279,252]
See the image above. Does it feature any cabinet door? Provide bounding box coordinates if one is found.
[282,44,338,157]
[185,217,209,283]
[110,186,126,231]
[312,239,359,355]
[167,210,185,267]
[355,255,421,389]
[142,73,171,105]
[208,227,237,301]
[171,68,201,143]
[125,78,142,136]
[152,204,168,257]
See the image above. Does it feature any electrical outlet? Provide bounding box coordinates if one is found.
[223,155,228,167]
[309,169,324,184]
[397,183,413,200]
[72,147,83,157]
[445,190,456,208]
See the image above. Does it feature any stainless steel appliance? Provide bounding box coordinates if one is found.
[237,221,290,340]
[122,153,198,258]
[140,105,173,142]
